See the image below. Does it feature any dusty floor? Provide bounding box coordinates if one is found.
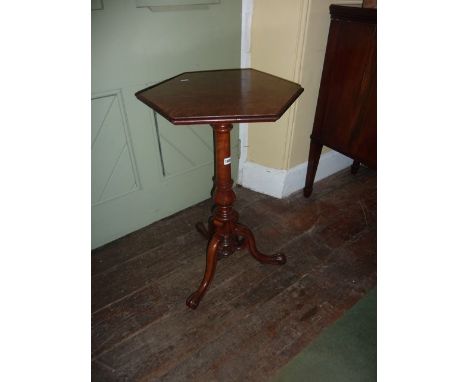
[92,166,377,381]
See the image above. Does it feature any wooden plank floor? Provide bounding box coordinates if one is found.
[92,167,377,382]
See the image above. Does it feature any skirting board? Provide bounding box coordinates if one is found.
[239,150,353,199]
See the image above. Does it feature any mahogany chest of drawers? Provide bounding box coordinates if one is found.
[304,4,376,197]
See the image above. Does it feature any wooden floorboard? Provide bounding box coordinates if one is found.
[92,167,377,381]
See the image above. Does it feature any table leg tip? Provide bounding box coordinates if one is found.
[186,293,201,309]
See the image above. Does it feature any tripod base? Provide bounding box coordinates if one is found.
[195,220,245,259]
[187,220,286,309]
[187,123,286,310]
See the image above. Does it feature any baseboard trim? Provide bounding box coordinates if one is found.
[240,150,353,198]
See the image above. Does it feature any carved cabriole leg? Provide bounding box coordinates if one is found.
[186,234,221,309]
[303,138,323,198]
[234,223,286,265]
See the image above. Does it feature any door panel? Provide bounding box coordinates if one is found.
[92,91,140,206]
[92,0,241,248]
[156,117,214,176]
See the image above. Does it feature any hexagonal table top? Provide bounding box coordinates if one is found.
[135,69,304,125]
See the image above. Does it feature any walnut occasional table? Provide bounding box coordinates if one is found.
[135,69,303,309]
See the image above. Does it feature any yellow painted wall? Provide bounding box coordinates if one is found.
[248,0,308,169]
[249,0,360,170]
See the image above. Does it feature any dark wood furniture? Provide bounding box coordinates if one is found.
[362,0,377,9]
[303,4,376,198]
[136,69,303,309]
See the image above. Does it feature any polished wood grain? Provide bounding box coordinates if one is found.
[304,5,376,198]
[92,167,377,381]
[136,69,303,308]
[135,69,304,125]
[186,123,286,309]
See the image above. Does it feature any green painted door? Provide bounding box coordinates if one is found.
[92,0,241,248]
